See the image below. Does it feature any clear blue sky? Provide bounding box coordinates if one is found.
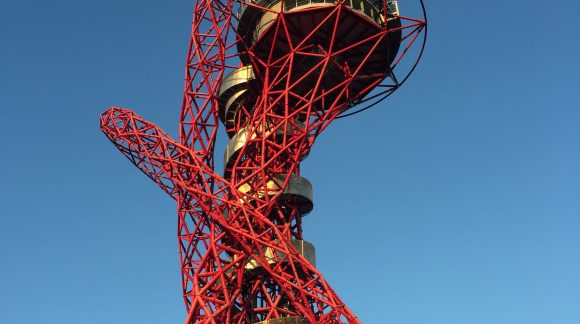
[1,0,579,323]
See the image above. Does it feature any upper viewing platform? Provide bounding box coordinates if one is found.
[236,0,401,64]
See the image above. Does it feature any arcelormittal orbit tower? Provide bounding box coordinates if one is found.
[100,0,427,322]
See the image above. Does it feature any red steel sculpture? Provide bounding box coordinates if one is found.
[100,0,426,322]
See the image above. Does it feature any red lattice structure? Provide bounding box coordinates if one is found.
[101,0,426,322]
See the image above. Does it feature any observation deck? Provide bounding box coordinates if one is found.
[220,0,402,133]
[237,0,401,64]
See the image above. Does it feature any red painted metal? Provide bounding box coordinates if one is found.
[101,0,426,322]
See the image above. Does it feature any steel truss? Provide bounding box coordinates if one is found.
[101,0,426,322]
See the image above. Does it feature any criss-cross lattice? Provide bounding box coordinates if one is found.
[101,0,426,322]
